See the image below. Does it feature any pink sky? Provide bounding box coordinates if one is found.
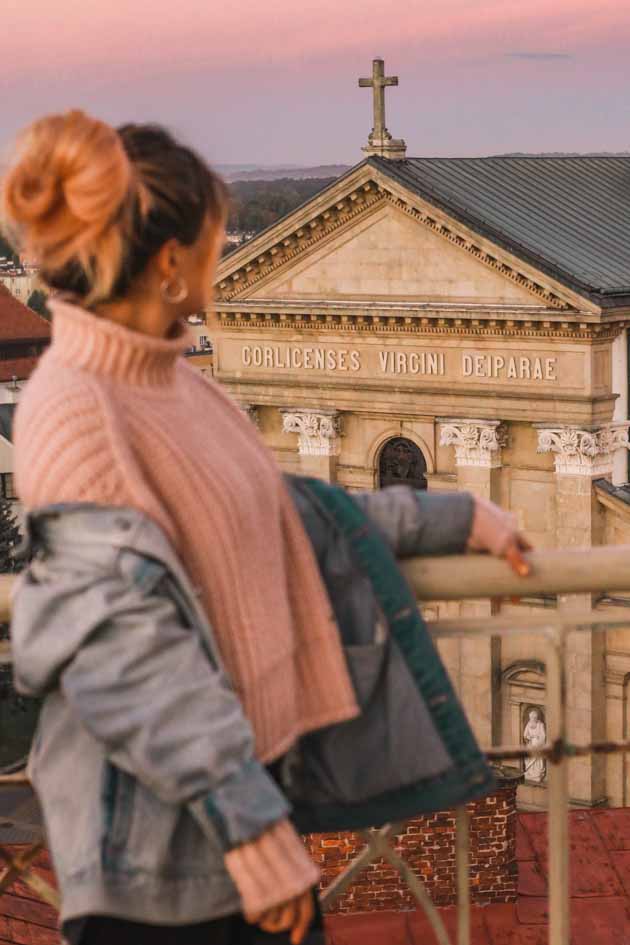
[2,0,630,164]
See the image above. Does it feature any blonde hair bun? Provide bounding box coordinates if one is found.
[1,110,133,303]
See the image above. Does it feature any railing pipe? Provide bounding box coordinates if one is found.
[401,545,630,601]
[546,628,570,945]
[0,546,629,620]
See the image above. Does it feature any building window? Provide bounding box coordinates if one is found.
[378,437,427,490]
[0,474,16,500]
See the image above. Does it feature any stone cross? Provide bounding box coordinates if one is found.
[358,59,407,160]
[358,58,398,142]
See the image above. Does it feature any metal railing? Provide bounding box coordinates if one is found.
[2,548,630,943]
[319,546,630,945]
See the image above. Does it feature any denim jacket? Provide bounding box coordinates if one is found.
[10,480,493,926]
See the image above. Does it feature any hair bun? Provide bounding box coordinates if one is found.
[1,110,133,297]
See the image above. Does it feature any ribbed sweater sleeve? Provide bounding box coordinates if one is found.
[225,820,319,916]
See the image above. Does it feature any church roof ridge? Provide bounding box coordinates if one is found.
[404,154,630,161]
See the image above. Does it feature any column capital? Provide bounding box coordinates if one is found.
[238,403,260,428]
[439,419,508,468]
[281,409,342,456]
[536,423,630,476]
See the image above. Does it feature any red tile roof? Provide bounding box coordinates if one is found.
[6,810,630,944]
[327,809,630,944]
[0,286,50,342]
[0,358,39,383]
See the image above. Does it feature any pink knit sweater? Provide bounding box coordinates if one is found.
[14,299,359,914]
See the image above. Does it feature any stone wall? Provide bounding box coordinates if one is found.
[303,780,518,914]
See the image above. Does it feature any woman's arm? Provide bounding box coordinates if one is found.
[353,486,531,575]
[352,485,474,557]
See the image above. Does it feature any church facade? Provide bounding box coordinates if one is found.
[208,62,630,810]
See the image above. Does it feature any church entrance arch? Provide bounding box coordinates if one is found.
[378,436,427,490]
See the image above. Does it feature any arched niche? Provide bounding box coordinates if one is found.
[501,661,547,784]
[378,436,428,491]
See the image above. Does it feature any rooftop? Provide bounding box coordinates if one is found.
[3,809,630,944]
[367,155,630,301]
[0,286,50,344]
[327,809,630,945]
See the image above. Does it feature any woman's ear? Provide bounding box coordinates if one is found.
[154,238,181,280]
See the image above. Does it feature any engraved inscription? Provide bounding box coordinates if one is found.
[462,353,557,381]
[218,338,584,391]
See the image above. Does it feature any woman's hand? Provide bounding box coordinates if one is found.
[248,889,314,944]
[467,496,532,576]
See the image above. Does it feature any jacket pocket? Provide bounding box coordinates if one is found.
[101,762,136,867]
[289,638,453,806]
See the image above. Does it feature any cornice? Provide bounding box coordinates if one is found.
[215,167,601,315]
[212,305,627,342]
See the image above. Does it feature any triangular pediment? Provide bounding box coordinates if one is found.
[216,165,597,313]
[247,202,538,304]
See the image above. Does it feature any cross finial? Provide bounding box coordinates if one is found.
[358,58,406,160]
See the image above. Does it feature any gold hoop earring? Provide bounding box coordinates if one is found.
[160,277,189,304]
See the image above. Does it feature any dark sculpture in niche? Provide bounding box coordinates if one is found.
[379,437,427,490]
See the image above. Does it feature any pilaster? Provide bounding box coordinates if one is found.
[536,423,630,805]
[281,409,342,482]
[439,419,509,747]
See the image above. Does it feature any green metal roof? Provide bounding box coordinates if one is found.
[369,155,630,299]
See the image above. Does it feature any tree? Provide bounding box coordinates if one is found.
[0,500,22,574]
[0,232,18,266]
[0,502,37,774]
[27,289,50,320]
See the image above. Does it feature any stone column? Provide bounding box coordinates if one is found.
[281,409,342,482]
[439,420,509,747]
[537,423,630,805]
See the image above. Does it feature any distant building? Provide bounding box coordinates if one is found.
[0,261,40,307]
[0,285,50,501]
[210,57,630,812]
[185,315,213,380]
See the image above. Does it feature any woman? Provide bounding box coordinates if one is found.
[1,111,530,945]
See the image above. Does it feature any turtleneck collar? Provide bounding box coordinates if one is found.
[48,298,192,387]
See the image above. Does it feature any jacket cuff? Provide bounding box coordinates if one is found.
[189,758,290,850]
[224,818,320,916]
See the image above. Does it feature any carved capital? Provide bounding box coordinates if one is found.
[238,403,260,428]
[281,410,342,456]
[439,419,508,468]
[537,424,630,476]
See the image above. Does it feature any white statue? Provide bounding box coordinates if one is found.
[523,708,546,783]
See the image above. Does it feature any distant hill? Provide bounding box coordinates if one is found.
[227,177,335,237]
[219,164,350,182]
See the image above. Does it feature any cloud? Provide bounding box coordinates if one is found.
[506,52,573,60]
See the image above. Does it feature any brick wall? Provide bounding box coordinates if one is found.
[303,781,518,913]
